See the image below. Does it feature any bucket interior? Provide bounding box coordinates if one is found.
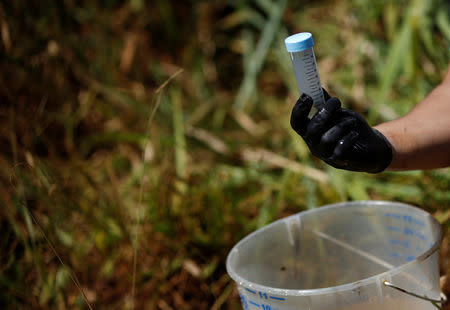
[227,201,440,290]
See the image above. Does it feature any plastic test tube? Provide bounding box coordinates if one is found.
[285,32,325,118]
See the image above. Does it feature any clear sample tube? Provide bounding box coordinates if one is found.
[285,32,325,118]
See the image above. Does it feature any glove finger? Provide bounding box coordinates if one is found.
[304,97,341,143]
[319,117,357,157]
[331,131,359,160]
[290,93,313,135]
[322,88,331,101]
[339,108,370,128]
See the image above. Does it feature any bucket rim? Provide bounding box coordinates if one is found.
[226,200,442,297]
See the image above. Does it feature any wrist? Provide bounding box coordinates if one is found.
[374,121,410,171]
[370,128,393,173]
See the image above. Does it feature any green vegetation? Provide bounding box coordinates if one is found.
[1,0,449,309]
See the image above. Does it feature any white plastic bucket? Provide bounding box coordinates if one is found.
[226,201,444,310]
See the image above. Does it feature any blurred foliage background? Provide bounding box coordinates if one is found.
[1,0,450,309]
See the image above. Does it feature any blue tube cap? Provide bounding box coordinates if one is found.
[285,32,314,52]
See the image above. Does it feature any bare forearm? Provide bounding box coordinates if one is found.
[375,70,450,170]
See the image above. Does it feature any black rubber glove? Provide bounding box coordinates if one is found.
[290,91,393,173]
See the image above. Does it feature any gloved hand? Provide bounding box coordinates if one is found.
[290,90,393,173]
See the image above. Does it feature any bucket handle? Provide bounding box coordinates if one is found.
[383,281,447,304]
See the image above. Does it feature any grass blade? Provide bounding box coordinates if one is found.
[372,20,412,121]
[171,87,187,180]
[437,9,450,41]
[24,204,93,310]
[233,0,288,110]
[131,69,183,309]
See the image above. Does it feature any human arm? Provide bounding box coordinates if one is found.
[290,67,450,172]
[375,68,450,170]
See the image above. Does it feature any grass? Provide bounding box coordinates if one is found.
[0,0,449,309]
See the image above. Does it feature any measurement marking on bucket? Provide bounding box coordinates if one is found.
[390,252,416,262]
[248,301,279,310]
[249,300,260,307]
[389,239,410,248]
[246,288,257,294]
[415,231,426,240]
[386,225,427,241]
[404,227,414,236]
[240,294,249,310]
[387,226,401,232]
[384,212,425,226]
[385,212,402,219]
[245,288,286,302]
[390,252,400,258]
